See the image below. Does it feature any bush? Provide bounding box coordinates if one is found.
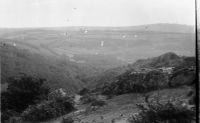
[91,100,106,107]
[128,101,195,123]
[80,94,97,104]
[21,96,75,122]
[78,88,90,95]
[101,70,168,95]
[106,94,114,99]
[48,88,67,101]
[1,110,19,123]
[62,117,74,123]
[169,68,195,87]
[187,78,196,105]
[1,75,50,122]
[6,116,22,123]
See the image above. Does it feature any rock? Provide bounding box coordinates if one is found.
[48,88,67,100]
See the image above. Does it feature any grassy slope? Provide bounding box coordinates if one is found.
[0,24,195,63]
[44,86,191,123]
[0,45,100,93]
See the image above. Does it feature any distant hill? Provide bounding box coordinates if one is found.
[0,23,195,65]
[46,23,194,33]
[128,23,194,33]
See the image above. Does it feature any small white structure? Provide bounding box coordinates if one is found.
[63,32,69,36]
[13,43,16,47]
[122,35,126,38]
[84,30,88,34]
[101,41,104,47]
[134,35,138,38]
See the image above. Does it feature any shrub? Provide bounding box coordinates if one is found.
[106,94,114,99]
[1,110,19,123]
[2,76,49,112]
[169,68,195,87]
[187,78,196,105]
[80,94,97,104]
[78,88,90,95]
[101,70,168,96]
[128,101,195,123]
[1,75,50,122]
[62,117,74,123]
[91,100,106,107]
[48,88,67,101]
[21,96,75,122]
[6,116,22,123]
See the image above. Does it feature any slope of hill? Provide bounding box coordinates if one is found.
[0,44,101,93]
[45,23,194,33]
[0,23,195,65]
[0,24,195,92]
[99,70,169,95]
[132,52,182,69]
[45,87,191,123]
[129,23,194,33]
[88,52,195,90]
[87,66,128,89]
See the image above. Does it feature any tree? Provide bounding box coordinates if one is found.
[1,75,50,122]
[78,88,90,95]
[128,101,195,123]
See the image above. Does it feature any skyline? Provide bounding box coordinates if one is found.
[0,0,196,28]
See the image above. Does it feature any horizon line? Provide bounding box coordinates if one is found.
[0,23,195,29]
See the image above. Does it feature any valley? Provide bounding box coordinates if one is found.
[0,23,196,123]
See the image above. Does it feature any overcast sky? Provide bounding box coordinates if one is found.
[0,0,196,27]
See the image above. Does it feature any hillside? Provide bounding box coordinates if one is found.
[0,44,101,93]
[0,25,196,122]
[87,66,128,89]
[131,52,195,69]
[42,23,194,33]
[45,87,191,123]
[128,23,194,33]
[88,52,195,90]
[0,23,195,65]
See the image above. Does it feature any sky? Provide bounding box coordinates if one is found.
[0,0,196,27]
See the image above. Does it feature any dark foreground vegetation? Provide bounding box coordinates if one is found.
[128,100,196,123]
[92,65,195,97]
[21,96,75,122]
[1,51,196,123]
[1,75,75,123]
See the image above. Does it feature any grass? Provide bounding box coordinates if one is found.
[41,86,191,123]
[1,29,195,62]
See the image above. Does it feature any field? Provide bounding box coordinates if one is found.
[0,24,196,123]
[0,25,195,66]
